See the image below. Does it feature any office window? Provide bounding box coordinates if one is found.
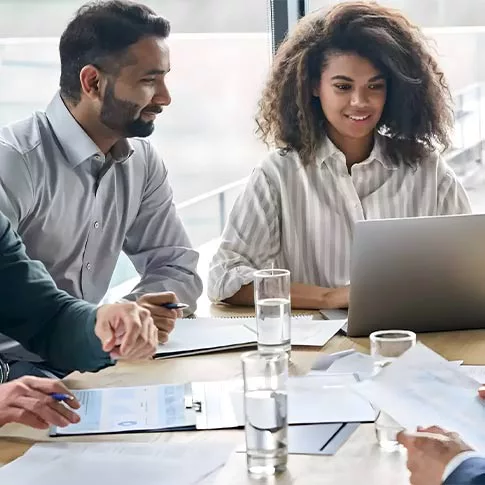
[307,0,485,212]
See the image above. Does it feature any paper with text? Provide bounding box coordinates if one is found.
[50,384,190,436]
[355,343,485,450]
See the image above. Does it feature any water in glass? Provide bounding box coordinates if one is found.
[255,297,291,353]
[245,389,288,475]
[374,411,404,451]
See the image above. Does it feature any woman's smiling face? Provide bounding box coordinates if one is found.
[314,52,387,142]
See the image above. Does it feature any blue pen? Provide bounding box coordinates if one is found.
[161,302,189,310]
[50,393,74,402]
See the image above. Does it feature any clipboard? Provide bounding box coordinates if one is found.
[50,374,375,437]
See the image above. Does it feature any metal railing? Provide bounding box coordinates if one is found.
[106,176,249,290]
[177,177,248,236]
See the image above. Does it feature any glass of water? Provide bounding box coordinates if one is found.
[370,330,416,451]
[254,269,291,354]
[241,350,288,476]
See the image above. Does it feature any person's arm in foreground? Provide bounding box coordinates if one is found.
[0,212,157,373]
[398,425,484,485]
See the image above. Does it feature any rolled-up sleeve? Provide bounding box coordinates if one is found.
[437,159,472,215]
[122,142,202,313]
[208,167,281,302]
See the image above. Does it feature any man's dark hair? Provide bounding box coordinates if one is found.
[59,0,170,104]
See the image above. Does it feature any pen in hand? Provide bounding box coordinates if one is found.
[50,393,75,402]
[160,302,189,310]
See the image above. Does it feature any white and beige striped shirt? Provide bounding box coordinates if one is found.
[208,134,472,302]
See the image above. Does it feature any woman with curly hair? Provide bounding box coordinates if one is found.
[208,1,471,309]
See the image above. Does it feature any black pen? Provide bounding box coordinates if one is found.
[160,302,189,310]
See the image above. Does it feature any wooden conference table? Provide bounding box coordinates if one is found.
[1,300,485,485]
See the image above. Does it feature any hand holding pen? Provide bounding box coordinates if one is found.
[136,292,186,343]
[0,376,80,429]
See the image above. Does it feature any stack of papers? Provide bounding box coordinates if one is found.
[236,422,360,455]
[309,349,375,381]
[243,318,347,347]
[354,343,485,450]
[0,442,233,485]
[51,374,376,436]
[156,318,256,358]
[204,374,375,428]
[309,349,462,380]
[156,317,347,358]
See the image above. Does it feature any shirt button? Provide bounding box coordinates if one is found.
[86,262,92,271]
[94,221,100,229]
[94,154,101,161]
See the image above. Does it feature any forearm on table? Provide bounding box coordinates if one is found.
[290,283,348,309]
[223,282,348,309]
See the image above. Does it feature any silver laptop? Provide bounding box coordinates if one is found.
[347,214,485,337]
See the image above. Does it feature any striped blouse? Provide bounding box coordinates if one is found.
[207,134,472,302]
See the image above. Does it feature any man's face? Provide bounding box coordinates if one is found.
[99,36,171,138]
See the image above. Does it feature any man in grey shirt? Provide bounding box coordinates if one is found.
[0,0,202,360]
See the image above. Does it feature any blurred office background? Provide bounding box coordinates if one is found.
[1,0,484,296]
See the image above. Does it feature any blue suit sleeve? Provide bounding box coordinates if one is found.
[445,458,485,485]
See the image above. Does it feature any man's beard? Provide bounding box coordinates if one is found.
[100,81,157,138]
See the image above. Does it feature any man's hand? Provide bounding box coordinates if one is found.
[0,376,80,429]
[136,292,182,343]
[95,302,158,359]
[397,426,474,485]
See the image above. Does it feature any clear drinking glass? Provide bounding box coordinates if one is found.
[370,330,417,451]
[242,350,288,476]
[254,269,291,354]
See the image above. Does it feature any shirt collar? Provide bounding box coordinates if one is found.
[316,133,397,171]
[46,92,134,168]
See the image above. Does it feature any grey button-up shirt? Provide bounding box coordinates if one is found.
[0,92,202,312]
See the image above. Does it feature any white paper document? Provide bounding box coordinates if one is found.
[287,374,376,423]
[308,350,375,382]
[52,371,375,437]
[203,374,375,428]
[244,317,347,347]
[326,352,375,377]
[156,318,256,358]
[0,442,233,485]
[460,365,485,383]
[354,343,485,450]
[309,349,356,372]
[50,384,192,436]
